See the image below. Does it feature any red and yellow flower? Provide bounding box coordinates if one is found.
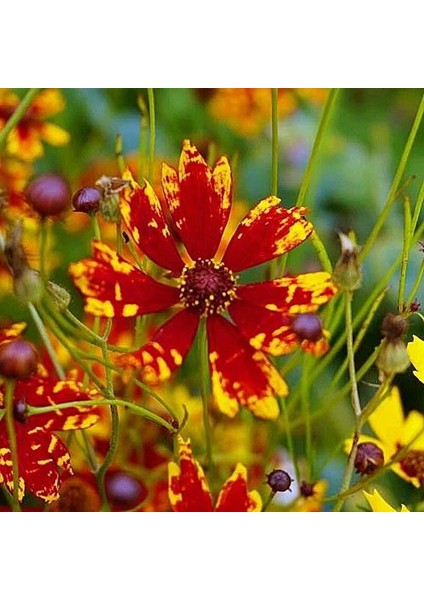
[0,354,101,502]
[168,437,261,512]
[70,140,337,420]
[0,88,70,161]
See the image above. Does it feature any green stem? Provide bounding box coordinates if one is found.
[28,302,65,379]
[296,88,340,208]
[39,216,48,281]
[262,490,276,512]
[280,396,300,484]
[360,93,424,262]
[133,378,179,424]
[137,94,149,181]
[398,195,412,312]
[4,379,21,511]
[90,213,102,241]
[271,88,279,197]
[147,88,156,183]
[115,133,125,173]
[0,88,41,149]
[301,354,313,478]
[411,179,424,234]
[198,318,213,469]
[345,291,361,418]
[407,259,424,305]
[310,230,333,273]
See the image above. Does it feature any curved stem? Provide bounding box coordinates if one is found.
[28,302,65,379]
[0,88,41,149]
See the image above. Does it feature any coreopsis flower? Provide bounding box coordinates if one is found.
[407,335,424,384]
[0,89,70,161]
[363,489,409,513]
[70,140,336,420]
[292,480,328,512]
[168,437,261,512]
[344,386,424,487]
[0,372,101,503]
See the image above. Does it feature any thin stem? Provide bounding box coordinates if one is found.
[198,318,213,469]
[5,379,21,511]
[407,259,424,305]
[301,354,313,479]
[28,302,65,379]
[296,88,340,208]
[147,88,156,183]
[310,230,333,273]
[0,88,41,149]
[90,213,102,241]
[133,378,179,424]
[39,216,48,281]
[271,88,279,197]
[137,94,149,181]
[115,133,125,173]
[411,179,424,234]
[398,194,412,312]
[280,396,300,484]
[262,490,276,512]
[345,291,361,418]
[360,93,424,262]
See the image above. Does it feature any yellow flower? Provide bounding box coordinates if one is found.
[0,88,70,161]
[363,489,409,512]
[345,386,424,487]
[407,335,424,384]
[292,480,328,512]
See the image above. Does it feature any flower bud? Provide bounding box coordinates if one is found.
[46,281,71,312]
[49,477,101,512]
[354,442,384,475]
[105,471,147,509]
[0,339,38,379]
[376,313,410,376]
[292,313,323,342]
[13,398,28,423]
[95,175,129,223]
[72,187,102,214]
[266,469,293,493]
[300,481,316,498]
[14,268,43,305]
[333,231,362,291]
[25,174,71,217]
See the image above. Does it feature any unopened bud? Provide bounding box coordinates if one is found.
[46,281,71,312]
[0,339,38,379]
[14,268,43,304]
[355,442,384,475]
[266,469,293,493]
[376,339,410,376]
[25,174,71,217]
[292,313,323,342]
[72,187,102,214]
[333,231,362,291]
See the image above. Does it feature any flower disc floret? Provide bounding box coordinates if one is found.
[179,259,237,316]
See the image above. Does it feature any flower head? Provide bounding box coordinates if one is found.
[168,437,261,512]
[70,140,337,420]
[0,89,70,161]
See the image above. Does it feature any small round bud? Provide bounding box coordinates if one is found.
[381,313,408,341]
[292,314,323,341]
[13,398,28,423]
[333,231,362,291]
[25,174,71,217]
[72,187,102,214]
[300,481,316,498]
[376,339,410,376]
[105,471,147,508]
[266,469,293,493]
[355,442,384,475]
[46,281,71,312]
[0,339,38,379]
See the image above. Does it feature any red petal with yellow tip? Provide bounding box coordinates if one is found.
[168,437,214,511]
[236,271,337,313]
[120,180,185,273]
[206,314,287,420]
[14,376,100,432]
[222,200,313,272]
[119,309,200,386]
[215,464,262,512]
[69,241,179,318]
[162,140,232,260]
[0,322,26,345]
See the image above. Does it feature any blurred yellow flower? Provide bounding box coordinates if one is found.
[0,88,70,161]
[407,335,424,384]
[363,489,409,512]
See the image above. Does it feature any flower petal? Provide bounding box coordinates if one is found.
[120,175,185,273]
[168,437,213,511]
[368,386,405,449]
[0,427,25,501]
[15,376,100,431]
[236,272,337,313]
[118,309,200,385]
[407,335,424,384]
[162,140,232,260]
[69,241,179,318]
[215,464,262,512]
[222,198,313,272]
[39,122,70,147]
[0,322,26,345]
[363,489,409,513]
[207,314,287,420]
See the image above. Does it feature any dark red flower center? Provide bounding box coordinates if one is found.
[400,450,424,485]
[179,259,236,316]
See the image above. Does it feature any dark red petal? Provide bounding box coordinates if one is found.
[162,140,232,260]
[118,309,200,385]
[15,376,100,431]
[120,179,185,273]
[215,464,262,512]
[69,241,180,318]
[206,314,287,420]
[0,425,25,500]
[222,199,313,272]
[236,272,337,312]
[168,437,214,511]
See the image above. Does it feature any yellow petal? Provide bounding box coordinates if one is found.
[368,386,404,448]
[407,336,424,384]
[400,410,424,449]
[363,489,409,512]
[40,122,70,146]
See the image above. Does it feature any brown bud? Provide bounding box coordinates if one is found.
[333,231,362,291]
[381,313,408,342]
[25,174,71,217]
[292,314,323,341]
[0,339,38,379]
[72,187,102,214]
[266,469,293,493]
[355,442,384,475]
